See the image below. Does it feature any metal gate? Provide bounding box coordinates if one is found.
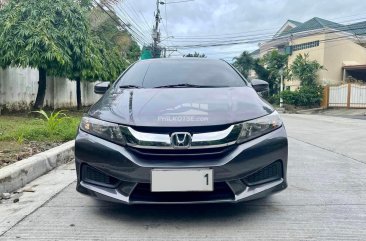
[324,83,366,108]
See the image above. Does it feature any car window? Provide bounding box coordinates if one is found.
[116,61,149,87]
[117,59,247,88]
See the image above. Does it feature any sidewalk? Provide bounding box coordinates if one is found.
[298,108,366,120]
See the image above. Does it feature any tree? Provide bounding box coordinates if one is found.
[87,6,140,63]
[279,54,324,107]
[0,0,90,109]
[63,36,103,110]
[66,2,136,110]
[290,53,324,86]
[260,50,288,95]
[233,49,288,95]
[66,31,129,110]
[233,51,255,78]
[126,41,142,62]
[253,59,270,81]
[184,52,206,58]
[69,2,130,110]
[0,0,6,9]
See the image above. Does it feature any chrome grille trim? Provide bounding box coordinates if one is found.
[122,124,241,150]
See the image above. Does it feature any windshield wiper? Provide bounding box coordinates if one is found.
[119,85,142,89]
[154,83,221,88]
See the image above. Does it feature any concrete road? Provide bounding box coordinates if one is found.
[1,114,366,240]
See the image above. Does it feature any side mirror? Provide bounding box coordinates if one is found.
[251,79,269,93]
[94,82,110,94]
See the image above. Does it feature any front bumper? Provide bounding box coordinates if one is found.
[75,126,288,204]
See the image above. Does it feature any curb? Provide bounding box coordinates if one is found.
[0,140,75,194]
[295,107,326,114]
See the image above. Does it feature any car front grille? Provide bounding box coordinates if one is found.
[123,124,241,152]
[243,161,283,186]
[129,182,235,203]
[127,145,236,158]
[130,124,232,134]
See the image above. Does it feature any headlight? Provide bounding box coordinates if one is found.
[80,117,126,145]
[237,111,283,144]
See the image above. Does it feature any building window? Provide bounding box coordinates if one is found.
[292,40,320,52]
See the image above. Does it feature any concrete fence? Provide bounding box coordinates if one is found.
[0,67,101,111]
[323,83,366,108]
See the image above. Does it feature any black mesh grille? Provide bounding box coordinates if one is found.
[130,182,234,203]
[81,165,119,188]
[244,161,283,186]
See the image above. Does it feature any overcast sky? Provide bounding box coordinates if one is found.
[120,0,366,61]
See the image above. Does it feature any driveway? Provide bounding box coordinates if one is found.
[1,114,366,240]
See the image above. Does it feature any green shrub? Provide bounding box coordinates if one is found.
[33,110,69,133]
[280,85,323,107]
[266,94,280,105]
[281,90,298,105]
[296,85,323,107]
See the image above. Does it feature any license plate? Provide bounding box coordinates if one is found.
[151,169,213,192]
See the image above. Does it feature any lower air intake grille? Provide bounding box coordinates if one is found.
[244,161,283,186]
[81,165,119,188]
[130,182,234,203]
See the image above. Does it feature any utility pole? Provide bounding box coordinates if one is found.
[152,0,161,58]
[151,0,193,58]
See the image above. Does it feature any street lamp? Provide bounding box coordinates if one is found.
[279,68,284,108]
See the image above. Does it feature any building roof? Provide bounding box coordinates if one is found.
[274,19,302,37]
[346,21,366,36]
[278,17,344,37]
[287,19,303,26]
[250,49,260,55]
[263,17,366,51]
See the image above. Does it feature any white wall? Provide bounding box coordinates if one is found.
[0,67,101,111]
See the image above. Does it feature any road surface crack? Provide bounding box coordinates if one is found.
[288,136,366,165]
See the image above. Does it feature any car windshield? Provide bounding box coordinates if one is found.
[117,59,247,88]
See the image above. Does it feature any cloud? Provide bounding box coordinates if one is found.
[121,0,366,61]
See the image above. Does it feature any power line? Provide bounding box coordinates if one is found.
[126,1,153,36]
[206,32,366,61]
[162,11,366,59]
[113,3,151,43]
[93,0,149,45]
[93,2,366,59]
[104,1,151,45]
[162,0,195,4]
[119,1,152,41]
[139,9,154,35]
[167,15,366,43]
[93,1,145,45]
[170,34,366,61]
[166,23,366,49]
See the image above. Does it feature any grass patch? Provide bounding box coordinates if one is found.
[0,110,84,167]
[0,112,83,143]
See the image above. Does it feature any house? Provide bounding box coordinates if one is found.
[257,17,366,90]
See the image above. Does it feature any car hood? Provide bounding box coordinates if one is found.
[88,87,274,127]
